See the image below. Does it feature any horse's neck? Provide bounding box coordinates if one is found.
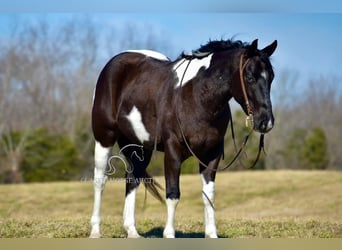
[194,66,236,116]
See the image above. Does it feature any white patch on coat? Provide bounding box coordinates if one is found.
[173,54,213,88]
[126,106,150,143]
[163,198,179,238]
[201,174,218,238]
[125,49,169,61]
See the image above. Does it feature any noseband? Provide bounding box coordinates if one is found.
[239,54,254,128]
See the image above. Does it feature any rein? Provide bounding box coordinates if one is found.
[175,53,265,172]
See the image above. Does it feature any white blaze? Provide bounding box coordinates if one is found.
[173,54,213,88]
[261,71,267,81]
[126,106,150,143]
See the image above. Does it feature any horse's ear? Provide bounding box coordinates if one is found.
[245,39,258,57]
[251,39,258,50]
[261,40,277,57]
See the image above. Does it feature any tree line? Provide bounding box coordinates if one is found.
[0,17,340,183]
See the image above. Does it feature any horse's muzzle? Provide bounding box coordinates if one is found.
[256,118,274,133]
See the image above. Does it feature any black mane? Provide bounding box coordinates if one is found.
[180,39,249,59]
[197,39,248,53]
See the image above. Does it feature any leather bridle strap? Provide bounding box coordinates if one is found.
[174,53,263,173]
[239,54,254,128]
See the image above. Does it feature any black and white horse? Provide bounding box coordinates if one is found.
[89,39,277,238]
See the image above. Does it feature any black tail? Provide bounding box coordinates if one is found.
[142,170,164,204]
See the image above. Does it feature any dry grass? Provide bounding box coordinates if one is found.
[0,170,341,238]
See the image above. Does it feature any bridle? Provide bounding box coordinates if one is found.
[239,54,254,129]
[173,52,265,174]
[174,52,266,210]
[238,53,266,166]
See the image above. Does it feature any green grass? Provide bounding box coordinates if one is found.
[0,171,341,238]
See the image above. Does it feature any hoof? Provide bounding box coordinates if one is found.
[163,228,175,238]
[163,234,175,238]
[127,232,142,238]
[89,232,101,238]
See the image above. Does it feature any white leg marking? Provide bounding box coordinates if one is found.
[126,106,150,143]
[123,188,141,238]
[201,174,218,238]
[125,50,169,61]
[163,198,179,238]
[90,141,111,238]
[173,54,213,88]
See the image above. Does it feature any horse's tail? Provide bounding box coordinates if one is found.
[141,170,164,204]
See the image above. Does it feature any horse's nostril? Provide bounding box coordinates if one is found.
[259,119,273,133]
[260,121,267,131]
[259,120,273,132]
[267,120,273,130]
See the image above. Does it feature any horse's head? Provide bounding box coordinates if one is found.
[233,39,277,134]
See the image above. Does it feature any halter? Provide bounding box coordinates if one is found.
[239,54,254,128]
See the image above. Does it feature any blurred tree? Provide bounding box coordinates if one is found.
[278,127,328,170]
[302,127,329,170]
[22,129,87,182]
[0,131,25,183]
[0,129,87,183]
[266,71,342,170]
[278,128,307,169]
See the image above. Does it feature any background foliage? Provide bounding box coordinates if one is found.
[0,17,340,183]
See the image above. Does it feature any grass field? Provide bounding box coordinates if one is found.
[0,170,341,238]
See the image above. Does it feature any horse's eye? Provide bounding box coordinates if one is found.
[246,74,254,83]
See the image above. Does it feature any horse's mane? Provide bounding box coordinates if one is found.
[179,39,249,59]
[197,39,248,53]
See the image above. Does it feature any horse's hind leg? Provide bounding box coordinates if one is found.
[118,137,152,238]
[89,141,112,238]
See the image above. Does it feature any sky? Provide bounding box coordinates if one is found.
[0,1,342,92]
[1,0,342,12]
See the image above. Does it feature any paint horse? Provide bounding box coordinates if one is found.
[90,39,277,238]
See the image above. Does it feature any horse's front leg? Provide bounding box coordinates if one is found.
[200,155,220,238]
[163,140,182,238]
